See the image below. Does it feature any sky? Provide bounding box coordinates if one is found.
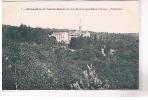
[3,1,139,33]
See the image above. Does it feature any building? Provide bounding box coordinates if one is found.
[81,31,91,37]
[69,30,80,38]
[69,19,90,39]
[49,32,69,44]
[49,19,91,44]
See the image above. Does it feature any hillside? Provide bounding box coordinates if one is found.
[2,24,139,90]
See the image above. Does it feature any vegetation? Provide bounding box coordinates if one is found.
[2,24,139,90]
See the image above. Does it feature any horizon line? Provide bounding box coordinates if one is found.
[2,24,139,34]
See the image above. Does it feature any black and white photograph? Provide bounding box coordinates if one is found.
[2,0,139,90]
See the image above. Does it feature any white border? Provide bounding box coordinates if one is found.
[1,0,148,98]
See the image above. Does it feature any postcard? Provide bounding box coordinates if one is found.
[2,0,139,90]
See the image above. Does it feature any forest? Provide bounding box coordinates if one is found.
[2,24,139,90]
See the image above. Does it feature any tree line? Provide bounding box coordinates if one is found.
[2,24,139,90]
